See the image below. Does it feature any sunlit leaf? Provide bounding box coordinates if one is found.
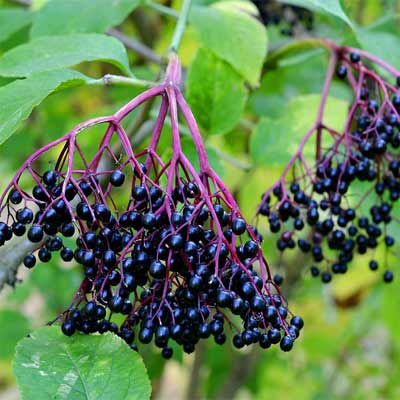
[14,326,151,400]
[0,33,131,78]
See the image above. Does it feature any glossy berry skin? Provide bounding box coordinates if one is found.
[280,336,294,352]
[139,328,153,344]
[23,254,36,269]
[350,52,360,63]
[16,208,33,224]
[109,296,124,313]
[61,247,74,262]
[110,170,125,187]
[27,225,44,243]
[290,316,304,330]
[43,170,57,186]
[161,347,173,359]
[9,189,23,204]
[149,261,165,279]
[383,271,394,283]
[268,328,281,344]
[232,218,246,235]
[336,65,347,79]
[259,334,271,349]
[61,320,75,336]
[38,248,51,262]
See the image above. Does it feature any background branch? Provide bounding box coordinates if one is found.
[108,28,164,65]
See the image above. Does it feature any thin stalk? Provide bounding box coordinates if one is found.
[145,0,179,18]
[87,74,158,88]
[169,0,192,53]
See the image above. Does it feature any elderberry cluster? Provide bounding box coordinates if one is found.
[257,50,400,285]
[251,0,314,36]
[1,160,301,357]
[0,55,301,358]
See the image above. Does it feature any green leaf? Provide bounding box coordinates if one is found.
[0,8,33,44]
[0,33,131,78]
[0,309,30,360]
[357,29,400,72]
[278,0,354,29]
[186,48,247,135]
[190,2,268,86]
[265,38,327,68]
[31,0,141,37]
[250,94,348,167]
[14,326,151,400]
[0,69,88,146]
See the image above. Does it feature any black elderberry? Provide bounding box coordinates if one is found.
[61,320,75,336]
[268,328,281,344]
[110,170,125,187]
[23,254,36,269]
[103,250,116,266]
[12,222,26,236]
[38,248,51,263]
[142,212,156,230]
[383,271,394,283]
[350,52,360,63]
[232,218,246,235]
[16,207,33,224]
[61,247,74,262]
[321,271,332,283]
[250,295,266,312]
[273,274,284,285]
[336,64,347,79]
[109,296,124,313]
[43,170,57,186]
[280,336,294,352]
[369,260,378,271]
[149,260,165,279]
[290,316,304,330]
[259,333,271,349]
[9,189,23,204]
[61,223,75,237]
[385,236,395,247]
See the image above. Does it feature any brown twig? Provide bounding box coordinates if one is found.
[108,28,164,66]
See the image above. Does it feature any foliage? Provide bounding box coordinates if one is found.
[0,0,399,399]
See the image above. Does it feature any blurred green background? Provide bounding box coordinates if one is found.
[1,0,400,399]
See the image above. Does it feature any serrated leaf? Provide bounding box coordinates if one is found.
[278,0,354,29]
[0,33,131,78]
[0,309,30,360]
[0,69,88,146]
[186,48,247,135]
[0,8,33,44]
[250,94,348,167]
[190,2,268,86]
[31,0,141,37]
[14,326,151,400]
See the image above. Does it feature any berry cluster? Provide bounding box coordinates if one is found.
[251,0,314,36]
[0,56,301,357]
[257,42,400,285]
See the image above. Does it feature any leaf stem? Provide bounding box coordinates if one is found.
[87,74,158,88]
[169,0,192,53]
[145,0,179,18]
